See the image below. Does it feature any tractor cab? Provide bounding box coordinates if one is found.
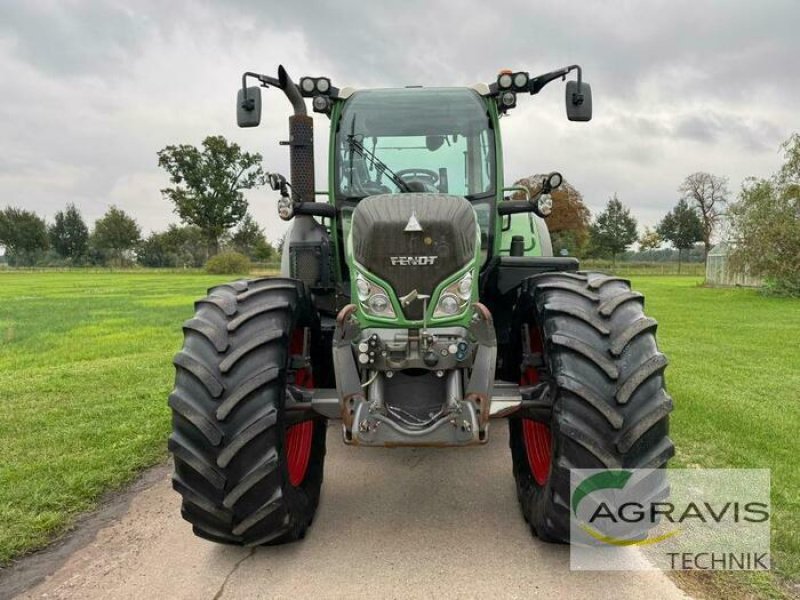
[334,87,496,200]
[333,87,497,275]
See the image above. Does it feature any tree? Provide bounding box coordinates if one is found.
[229,213,274,261]
[678,172,729,261]
[515,175,591,255]
[588,194,638,265]
[779,132,800,180]
[157,135,266,257]
[656,199,704,274]
[49,203,89,262]
[91,206,141,265]
[638,227,661,251]
[137,231,174,268]
[728,134,800,295]
[164,224,207,267]
[0,207,49,266]
[138,224,208,268]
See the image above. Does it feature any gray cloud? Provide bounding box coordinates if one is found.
[0,0,798,244]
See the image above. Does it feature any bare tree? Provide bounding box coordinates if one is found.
[678,172,729,261]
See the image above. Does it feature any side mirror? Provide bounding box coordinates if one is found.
[237,86,262,128]
[566,80,592,122]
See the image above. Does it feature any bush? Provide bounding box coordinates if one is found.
[763,276,800,298]
[728,134,800,296]
[205,251,251,275]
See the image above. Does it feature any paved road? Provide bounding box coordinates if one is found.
[13,422,688,599]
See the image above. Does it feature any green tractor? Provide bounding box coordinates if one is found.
[168,65,673,545]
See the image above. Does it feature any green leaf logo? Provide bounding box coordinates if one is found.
[571,470,633,517]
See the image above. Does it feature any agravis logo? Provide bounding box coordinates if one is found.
[571,470,680,546]
[569,468,771,571]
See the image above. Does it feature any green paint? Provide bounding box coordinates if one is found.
[324,90,548,328]
[571,470,633,517]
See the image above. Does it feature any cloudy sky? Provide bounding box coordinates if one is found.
[1,0,798,244]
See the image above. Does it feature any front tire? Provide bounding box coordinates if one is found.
[169,278,327,546]
[509,272,674,542]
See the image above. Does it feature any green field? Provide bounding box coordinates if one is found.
[0,272,231,563]
[0,272,798,596]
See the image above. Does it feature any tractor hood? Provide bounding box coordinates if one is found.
[351,193,478,320]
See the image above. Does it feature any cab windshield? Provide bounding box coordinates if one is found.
[335,88,495,201]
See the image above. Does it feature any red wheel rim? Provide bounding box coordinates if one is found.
[286,421,313,487]
[522,419,552,485]
[520,325,552,486]
[286,329,314,487]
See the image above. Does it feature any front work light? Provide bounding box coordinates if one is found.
[312,95,331,113]
[497,71,513,89]
[298,76,334,97]
[500,91,517,109]
[548,172,563,189]
[316,77,330,93]
[300,77,315,93]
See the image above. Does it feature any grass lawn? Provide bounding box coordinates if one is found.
[634,277,800,598]
[0,272,232,564]
[0,272,798,597]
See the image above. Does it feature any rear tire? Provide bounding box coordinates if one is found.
[169,277,327,546]
[508,272,674,542]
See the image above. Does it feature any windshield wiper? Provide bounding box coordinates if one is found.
[346,134,412,193]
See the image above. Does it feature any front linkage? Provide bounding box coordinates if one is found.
[333,301,497,446]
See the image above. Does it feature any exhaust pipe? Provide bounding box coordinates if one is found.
[278,65,315,203]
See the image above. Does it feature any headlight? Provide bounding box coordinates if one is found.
[368,294,390,314]
[456,273,472,298]
[438,294,460,316]
[355,274,371,299]
[355,272,396,318]
[433,271,473,318]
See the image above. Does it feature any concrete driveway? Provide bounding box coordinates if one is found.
[9,421,688,599]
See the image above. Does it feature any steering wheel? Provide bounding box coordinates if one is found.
[395,168,439,186]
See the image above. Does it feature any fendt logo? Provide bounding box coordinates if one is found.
[389,256,438,266]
